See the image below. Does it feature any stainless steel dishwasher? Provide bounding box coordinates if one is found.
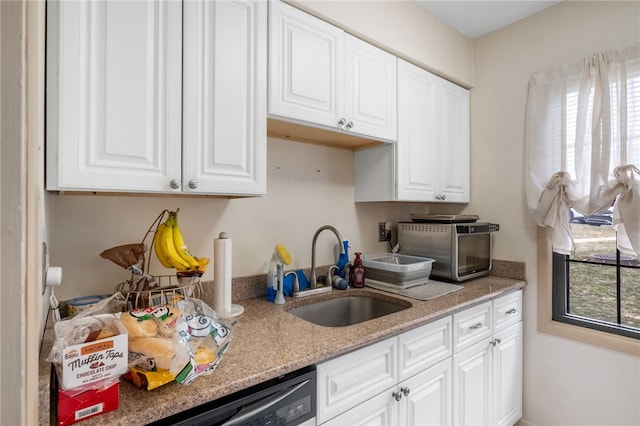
[148,365,316,426]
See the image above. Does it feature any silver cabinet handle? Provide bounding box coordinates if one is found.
[506,308,517,314]
[392,390,403,402]
[469,322,483,329]
[338,117,347,126]
[169,179,180,189]
[401,387,410,396]
[188,179,198,190]
[346,121,354,129]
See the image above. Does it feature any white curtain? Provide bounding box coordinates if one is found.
[525,44,640,257]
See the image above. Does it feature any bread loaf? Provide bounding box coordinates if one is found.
[129,337,174,370]
[120,311,159,338]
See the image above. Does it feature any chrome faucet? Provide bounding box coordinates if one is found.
[310,225,345,288]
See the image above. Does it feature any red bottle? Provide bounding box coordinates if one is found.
[352,252,365,288]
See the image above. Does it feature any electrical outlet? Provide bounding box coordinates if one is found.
[378,222,387,242]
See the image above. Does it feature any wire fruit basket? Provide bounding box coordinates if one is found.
[115,274,203,310]
[107,209,205,310]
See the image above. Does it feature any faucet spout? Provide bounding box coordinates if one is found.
[310,225,345,288]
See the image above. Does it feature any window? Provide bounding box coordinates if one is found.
[550,61,640,339]
[526,45,640,341]
[552,210,640,339]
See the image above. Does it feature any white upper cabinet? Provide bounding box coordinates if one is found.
[344,34,397,141]
[354,59,469,202]
[268,0,343,130]
[183,0,266,195]
[46,0,266,196]
[46,1,182,193]
[268,0,397,143]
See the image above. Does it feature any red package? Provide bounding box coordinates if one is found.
[56,380,119,426]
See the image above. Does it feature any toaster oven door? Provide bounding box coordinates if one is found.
[454,233,492,280]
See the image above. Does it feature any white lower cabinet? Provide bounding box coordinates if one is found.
[453,291,523,426]
[317,290,522,426]
[318,316,453,425]
[399,358,453,426]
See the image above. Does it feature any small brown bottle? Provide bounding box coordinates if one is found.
[352,252,365,288]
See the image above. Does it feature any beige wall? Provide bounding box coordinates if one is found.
[47,0,474,301]
[471,1,640,425]
[44,1,640,425]
[48,138,427,300]
[290,0,475,87]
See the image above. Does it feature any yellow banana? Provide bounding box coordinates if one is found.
[153,222,173,269]
[172,211,200,270]
[195,257,210,273]
[163,213,191,271]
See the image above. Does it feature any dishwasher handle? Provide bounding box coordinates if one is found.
[222,378,311,426]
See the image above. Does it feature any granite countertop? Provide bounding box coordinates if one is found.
[38,273,526,425]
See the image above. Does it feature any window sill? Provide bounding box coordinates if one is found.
[537,228,640,356]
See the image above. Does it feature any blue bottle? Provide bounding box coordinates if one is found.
[336,240,350,278]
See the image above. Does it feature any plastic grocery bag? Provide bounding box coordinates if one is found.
[46,293,128,392]
[170,298,234,385]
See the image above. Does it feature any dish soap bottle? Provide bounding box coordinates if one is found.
[336,240,349,278]
[352,252,365,288]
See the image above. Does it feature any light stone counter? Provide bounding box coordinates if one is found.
[39,266,525,425]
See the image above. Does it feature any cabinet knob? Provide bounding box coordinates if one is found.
[188,179,198,190]
[392,391,403,402]
[346,121,354,129]
[506,308,517,315]
[436,194,446,201]
[337,117,347,127]
[169,179,180,190]
[401,387,410,397]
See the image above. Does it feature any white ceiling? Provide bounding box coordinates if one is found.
[413,1,562,39]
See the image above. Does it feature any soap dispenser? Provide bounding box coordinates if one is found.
[352,252,365,288]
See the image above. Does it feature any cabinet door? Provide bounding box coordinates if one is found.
[453,300,492,353]
[396,59,438,201]
[437,80,470,203]
[322,390,397,426]
[493,322,523,426]
[344,34,397,142]
[268,0,344,129]
[400,358,453,426]
[398,316,452,382]
[183,0,266,195]
[46,1,182,192]
[317,337,397,424]
[453,338,492,426]
[493,290,523,333]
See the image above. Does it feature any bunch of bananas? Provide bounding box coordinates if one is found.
[153,211,210,273]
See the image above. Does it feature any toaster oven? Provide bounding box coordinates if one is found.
[398,222,499,282]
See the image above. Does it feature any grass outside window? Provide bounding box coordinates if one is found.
[553,222,640,338]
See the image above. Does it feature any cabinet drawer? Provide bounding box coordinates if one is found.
[398,316,452,382]
[493,290,522,332]
[317,337,397,424]
[453,301,492,353]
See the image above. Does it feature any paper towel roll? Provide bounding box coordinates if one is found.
[213,232,232,314]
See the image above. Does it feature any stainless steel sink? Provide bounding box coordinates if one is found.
[288,295,410,327]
